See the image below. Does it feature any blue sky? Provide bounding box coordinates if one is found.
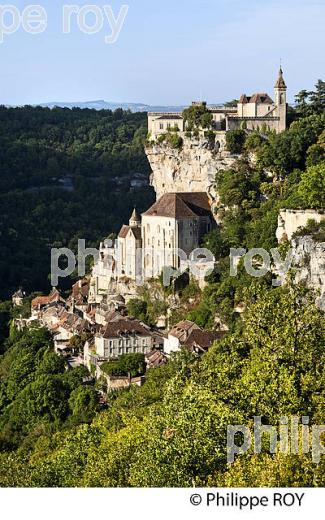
[1,0,324,105]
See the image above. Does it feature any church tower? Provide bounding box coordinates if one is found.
[274,67,287,132]
[129,208,141,228]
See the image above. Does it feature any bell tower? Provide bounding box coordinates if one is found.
[274,67,287,132]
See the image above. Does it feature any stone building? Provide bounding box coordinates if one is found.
[95,315,154,360]
[141,192,214,279]
[90,193,214,296]
[148,113,184,139]
[117,208,142,278]
[148,68,287,138]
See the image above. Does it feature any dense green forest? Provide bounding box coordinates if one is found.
[0,81,324,487]
[0,106,154,299]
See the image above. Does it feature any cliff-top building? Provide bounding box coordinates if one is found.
[148,68,287,138]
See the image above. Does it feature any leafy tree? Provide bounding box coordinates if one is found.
[182,104,213,130]
[68,386,99,424]
[225,129,246,154]
[297,162,325,208]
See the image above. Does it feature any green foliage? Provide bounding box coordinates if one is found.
[294,80,325,117]
[257,114,325,175]
[68,386,99,424]
[166,133,183,149]
[1,284,323,487]
[101,353,146,378]
[297,162,325,208]
[244,131,266,152]
[226,129,247,154]
[182,104,213,131]
[292,219,325,242]
[0,106,155,299]
[0,326,97,450]
[216,157,263,207]
[127,299,148,322]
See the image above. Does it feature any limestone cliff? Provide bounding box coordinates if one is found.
[145,135,236,202]
[291,236,325,310]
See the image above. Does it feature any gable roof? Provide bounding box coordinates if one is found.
[169,320,200,342]
[32,289,64,309]
[184,329,225,352]
[118,225,142,240]
[143,192,211,219]
[239,93,274,105]
[100,316,152,339]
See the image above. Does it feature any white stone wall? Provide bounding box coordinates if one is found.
[163,334,181,355]
[148,112,184,139]
[142,215,178,277]
[95,334,152,359]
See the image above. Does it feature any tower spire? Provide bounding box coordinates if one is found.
[275,65,286,89]
[129,207,141,227]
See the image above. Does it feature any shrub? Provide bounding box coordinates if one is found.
[226,129,246,154]
[166,133,183,150]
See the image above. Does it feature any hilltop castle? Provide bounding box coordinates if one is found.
[148,68,287,139]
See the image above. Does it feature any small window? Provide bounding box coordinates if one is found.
[159,123,164,130]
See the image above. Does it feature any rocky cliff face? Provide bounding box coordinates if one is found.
[291,236,325,310]
[145,135,236,202]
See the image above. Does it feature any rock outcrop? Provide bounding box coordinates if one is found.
[276,209,325,242]
[291,236,325,310]
[145,134,236,202]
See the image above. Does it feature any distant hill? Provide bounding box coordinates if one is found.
[37,100,187,112]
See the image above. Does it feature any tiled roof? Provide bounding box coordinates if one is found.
[239,93,274,105]
[32,289,64,308]
[146,349,168,368]
[169,320,200,342]
[118,225,130,238]
[184,329,225,352]
[100,317,152,339]
[118,225,142,240]
[143,192,211,219]
[156,115,183,120]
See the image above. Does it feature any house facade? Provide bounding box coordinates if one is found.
[95,316,154,360]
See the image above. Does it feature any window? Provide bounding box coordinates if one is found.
[159,123,164,130]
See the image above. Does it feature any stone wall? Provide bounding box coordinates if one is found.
[276,209,325,242]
